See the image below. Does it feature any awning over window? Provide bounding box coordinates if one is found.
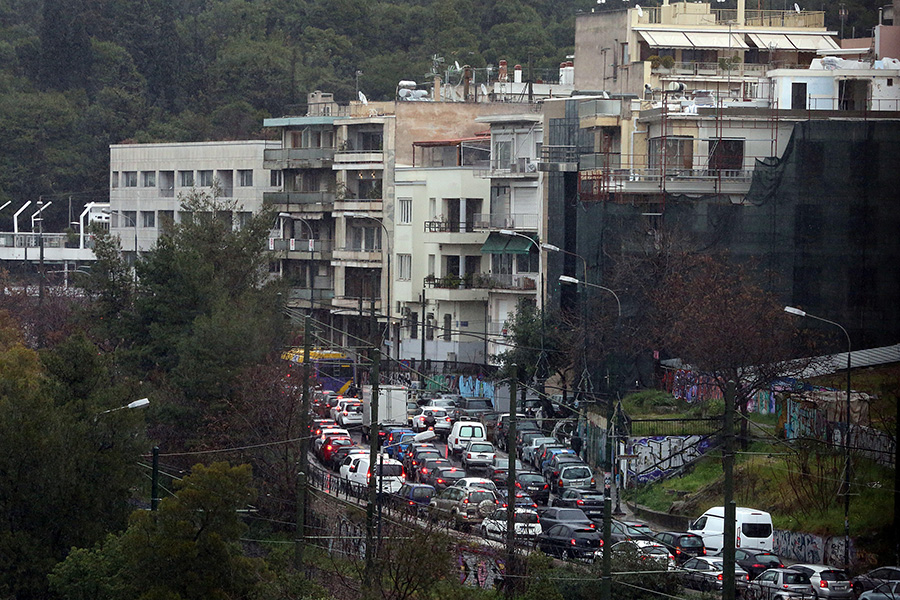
[480,232,534,254]
[748,33,795,50]
[638,31,693,49]
[786,34,840,51]
[684,31,749,50]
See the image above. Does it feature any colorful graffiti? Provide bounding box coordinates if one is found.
[458,548,505,589]
[458,376,495,400]
[627,434,715,484]
[773,529,855,567]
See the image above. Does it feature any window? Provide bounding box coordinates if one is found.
[141,211,155,227]
[791,82,807,110]
[270,170,283,187]
[236,211,253,230]
[398,254,411,280]
[119,211,137,228]
[142,171,156,187]
[111,172,119,188]
[238,169,253,186]
[649,137,693,171]
[493,140,512,169]
[123,171,137,187]
[179,170,194,187]
[409,311,418,339]
[159,210,175,232]
[198,170,213,186]
[426,313,434,340]
[443,314,452,341]
[398,198,412,224]
[708,139,745,171]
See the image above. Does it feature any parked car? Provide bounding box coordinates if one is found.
[426,465,466,491]
[553,463,595,494]
[852,567,900,598]
[652,531,707,565]
[480,507,542,541]
[734,549,785,580]
[410,407,452,437]
[537,523,602,560]
[746,568,815,600]
[391,483,435,515]
[430,486,498,530]
[552,488,606,521]
[790,564,852,600]
[462,441,497,471]
[682,555,750,594]
[538,507,597,531]
[859,581,900,600]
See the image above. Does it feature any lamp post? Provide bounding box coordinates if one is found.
[103,208,139,280]
[346,212,392,359]
[785,306,852,567]
[558,275,621,317]
[97,397,150,414]
[278,212,315,251]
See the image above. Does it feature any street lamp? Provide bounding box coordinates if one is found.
[784,305,853,567]
[97,397,150,414]
[541,242,588,284]
[278,212,315,247]
[345,212,392,357]
[102,208,139,256]
[499,229,543,308]
[558,275,621,317]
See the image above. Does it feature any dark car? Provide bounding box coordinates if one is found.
[516,430,547,459]
[653,531,706,565]
[537,524,602,560]
[327,444,364,471]
[552,488,606,521]
[416,457,451,483]
[682,556,750,594]
[456,397,495,419]
[610,518,654,543]
[538,507,597,531]
[426,465,466,491]
[542,452,586,482]
[391,483,435,515]
[405,448,441,480]
[497,489,539,510]
[852,567,900,598]
[517,471,551,505]
[734,549,785,580]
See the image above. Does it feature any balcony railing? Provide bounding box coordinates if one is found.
[578,99,623,119]
[263,147,336,166]
[0,233,93,249]
[471,213,539,230]
[269,238,334,253]
[287,287,335,301]
[653,62,769,77]
[424,273,536,291]
[423,220,482,233]
[264,191,336,205]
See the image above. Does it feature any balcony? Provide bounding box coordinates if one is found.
[331,246,384,264]
[331,296,382,313]
[423,220,486,244]
[286,287,335,301]
[652,62,769,78]
[578,166,754,198]
[268,238,334,258]
[471,213,539,231]
[263,147,335,169]
[474,157,540,179]
[265,191,336,209]
[333,198,383,213]
[333,151,384,165]
[425,273,536,293]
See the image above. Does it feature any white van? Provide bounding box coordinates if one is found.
[347,455,405,494]
[688,506,774,554]
[448,420,487,455]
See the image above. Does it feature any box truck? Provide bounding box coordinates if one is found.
[361,385,410,442]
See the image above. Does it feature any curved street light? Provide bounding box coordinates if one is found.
[558,275,621,317]
[785,305,852,567]
[97,397,150,414]
[345,212,392,356]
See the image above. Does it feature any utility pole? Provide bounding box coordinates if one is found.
[295,315,312,569]
[151,446,160,511]
[420,290,426,371]
[723,380,737,600]
[601,392,613,600]
[505,365,518,598]
[364,352,380,589]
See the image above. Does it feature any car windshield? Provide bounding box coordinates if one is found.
[469,444,493,452]
[784,573,811,585]
[820,571,848,581]
[519,473,545,485]
[558,509,587,520]
[375,464,403,477]
[563,466,592,479]
[516,512,539,523]
[679,536,703,547]
[469,491,495,503]
[742,523,773,538]
[411,487,433,500]
[466,399,492,409]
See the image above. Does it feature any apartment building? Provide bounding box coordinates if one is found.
[109,141,280,253]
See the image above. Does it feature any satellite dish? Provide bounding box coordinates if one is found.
[636,4,643,16]
[358,91,368,105]
[454,60,461,71]
[480,83,488,96]
[794,2,800,12]
[398,88,411,98]
[597,0,606,4]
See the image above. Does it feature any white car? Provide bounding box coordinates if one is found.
[480,507,542,541]
[462,441,496,471]
[611,540,676,570]
[329,397,356,422]
[452,477,498,493]
[411,406,453,436]
[522,436,557,463]
[336,401,363,427]
[347,455,406,495]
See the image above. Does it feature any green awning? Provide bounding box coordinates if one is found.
[480,231,535,254]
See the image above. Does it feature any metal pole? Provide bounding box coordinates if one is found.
[151,446,160,511]
[296,315,312,568]
[505,366,518,598]
[365,352,380,576]
[723,380,736,600]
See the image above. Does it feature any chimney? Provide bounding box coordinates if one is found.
[464,65,472,100]
[499,60,508,82]
[433,75,441,101]
[514,64,522,83]
[737,0,746,26]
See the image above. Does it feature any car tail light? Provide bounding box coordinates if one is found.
[589,523,596,529]
[599,539,604,547]
[702,548,707,555]
[783,585,790,589]
[463,498,469,504]
[558,480,564,488]
[408,500,415,505]
[590,478,595,486]
[343,411,348,416]
[675,547,682,555]
[543,484,549,490]
[717,574,724,582]
[467,453,472,459]
[570,539,577,546]
[436,478,444,484]
[576,499,584,505]
[820,581,829,589]
[736,535,741,547]
[326,445,332,451]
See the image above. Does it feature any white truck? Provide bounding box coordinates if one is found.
[361,384,410,442]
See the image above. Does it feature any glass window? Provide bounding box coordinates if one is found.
[178,170,194,187]
[270,170,283,187]
[398,254,411,280]
[123,171,137,187]
[142,171,156,187]
[111,172,119,188]
[494,140,512,169]
[398,198,412,224]
[708,139,745,171]
[742,523,772,538]
[238,169,253,186]
[141,211,155,227]
[198,170,213,186]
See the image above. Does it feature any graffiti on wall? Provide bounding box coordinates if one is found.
[627,435,714,484]
[458,547,504,589]
[661,369,778,414]
[773,529,855,567]
[458,376,495,400]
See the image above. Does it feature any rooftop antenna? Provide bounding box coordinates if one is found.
[358,91,368,105]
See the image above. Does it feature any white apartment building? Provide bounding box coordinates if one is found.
[109,140,280,252]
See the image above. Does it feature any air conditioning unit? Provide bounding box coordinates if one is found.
[447,352,457,362]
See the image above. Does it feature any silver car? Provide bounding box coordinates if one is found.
[790,564,852,600]
[748,568,815,600]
